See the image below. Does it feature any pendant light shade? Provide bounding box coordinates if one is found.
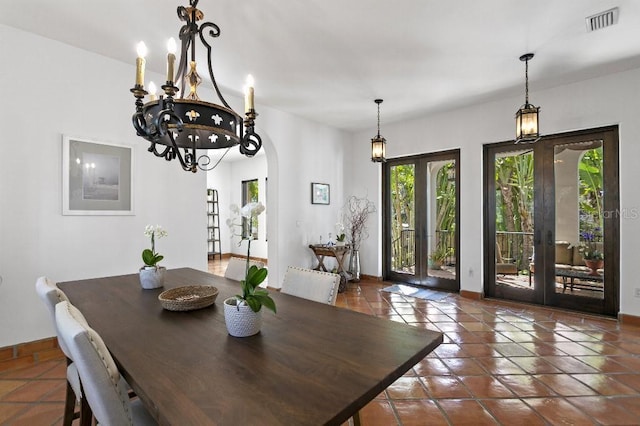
[515,53,540,144]
[371,99,386,162]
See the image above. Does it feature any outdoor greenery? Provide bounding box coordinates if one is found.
[494,146,604,269]
[390,162,456,270]
[390,164,415,245]
[241,179,259,239]
[579,147,604,233]
[495,152,534,235]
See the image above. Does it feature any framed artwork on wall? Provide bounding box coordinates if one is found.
[311,182,330,205]
[62,136,134,215]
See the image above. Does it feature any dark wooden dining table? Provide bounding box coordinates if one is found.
[59,267,442,425]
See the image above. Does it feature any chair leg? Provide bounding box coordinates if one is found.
[62,380,76,426]
[80,388,93,426]
[348,411,361,426]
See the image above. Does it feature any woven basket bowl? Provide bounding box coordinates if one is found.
[158,285,219,311]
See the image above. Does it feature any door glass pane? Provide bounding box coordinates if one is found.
[427,160,456,279]
[241,179,259,239]
[554,141,604,298]
[494,150,534,290]
[390,164,415,276]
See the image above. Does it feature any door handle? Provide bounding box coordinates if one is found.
[547,230,553,246]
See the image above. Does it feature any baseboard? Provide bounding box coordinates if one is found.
[619,313,640,326]
[360,274,383,281]
[0,337,64,372]
[460,289,483,300]
[210,254,268,264]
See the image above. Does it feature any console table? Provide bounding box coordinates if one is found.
[309,244,351,291]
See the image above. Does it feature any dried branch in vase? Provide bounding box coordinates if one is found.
[344,195,376,251]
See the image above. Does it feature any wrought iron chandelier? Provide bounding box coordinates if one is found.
[371,99,386,162]
[130,0,262,173]
[515,53,540,144]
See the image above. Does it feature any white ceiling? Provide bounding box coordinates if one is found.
[3,0,640,136]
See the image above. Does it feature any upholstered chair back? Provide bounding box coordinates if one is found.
[55,301,136,426]
[281,266,340,306]
[224,257,265,281]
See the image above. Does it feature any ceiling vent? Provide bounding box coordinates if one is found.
[586,7,619,32]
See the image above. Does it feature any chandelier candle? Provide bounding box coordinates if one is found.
[244,75,255,113]
[135,41,147,88]
[148,82,157,101]
[166,38,177,84]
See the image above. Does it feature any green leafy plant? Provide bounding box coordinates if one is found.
[429,245,453,263]
[142,225,167,268]
[237,265,276,313]
[227,202,276,313]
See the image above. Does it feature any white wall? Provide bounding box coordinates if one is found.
[254,108,350,287]
[348,65,640,317]
[0,25,207,347]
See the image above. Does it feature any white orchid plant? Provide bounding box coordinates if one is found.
[335,222,346,242]
[142,225,168,268]
[226,202,276,314]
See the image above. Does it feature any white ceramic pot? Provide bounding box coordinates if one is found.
[223,297,262,337]
[336,241,346,247]
[139,266,166,289]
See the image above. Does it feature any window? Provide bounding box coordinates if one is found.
[241,179,259,239]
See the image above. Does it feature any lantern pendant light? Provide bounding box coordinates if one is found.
[515,53,540,144]
[371,99,386,162]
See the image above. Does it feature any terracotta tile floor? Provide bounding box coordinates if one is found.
[2,260,640,425]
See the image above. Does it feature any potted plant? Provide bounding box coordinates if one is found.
[224,202,276,337]
[139,225,167,289]
[579,229,604,275]
[429,246,452,270]
[335,223,346,246]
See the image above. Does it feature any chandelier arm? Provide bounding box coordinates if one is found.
[197,146,232,171]
[199,22,232,110]
[154,107,197,172]
[176,5,189,22]
[166,132,196,172]
[175,28,191,96]
[132,112,150,138]
[155,108,183,138]
[148,141,173,159]
[239,131,262,157]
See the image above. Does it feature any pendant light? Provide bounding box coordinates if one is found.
[371,99,386,162]
[515,53,540,144]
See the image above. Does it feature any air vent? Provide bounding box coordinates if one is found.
[586,7,619,32]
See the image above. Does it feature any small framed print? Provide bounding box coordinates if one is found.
[62,136,134,215]
[311,182,330,205]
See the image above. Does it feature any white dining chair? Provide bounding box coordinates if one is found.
[280,266,340,305]
[35,276,91,426]
[55,301,157,426]
[224,256,265,281]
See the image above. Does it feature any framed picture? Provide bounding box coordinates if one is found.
[62,136,134,215]
[311,182,330,205]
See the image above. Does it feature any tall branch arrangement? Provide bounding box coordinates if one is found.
[344,195,376,251]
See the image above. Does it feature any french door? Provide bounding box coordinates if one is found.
[383,150,460,291]
[484,126,619,316]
